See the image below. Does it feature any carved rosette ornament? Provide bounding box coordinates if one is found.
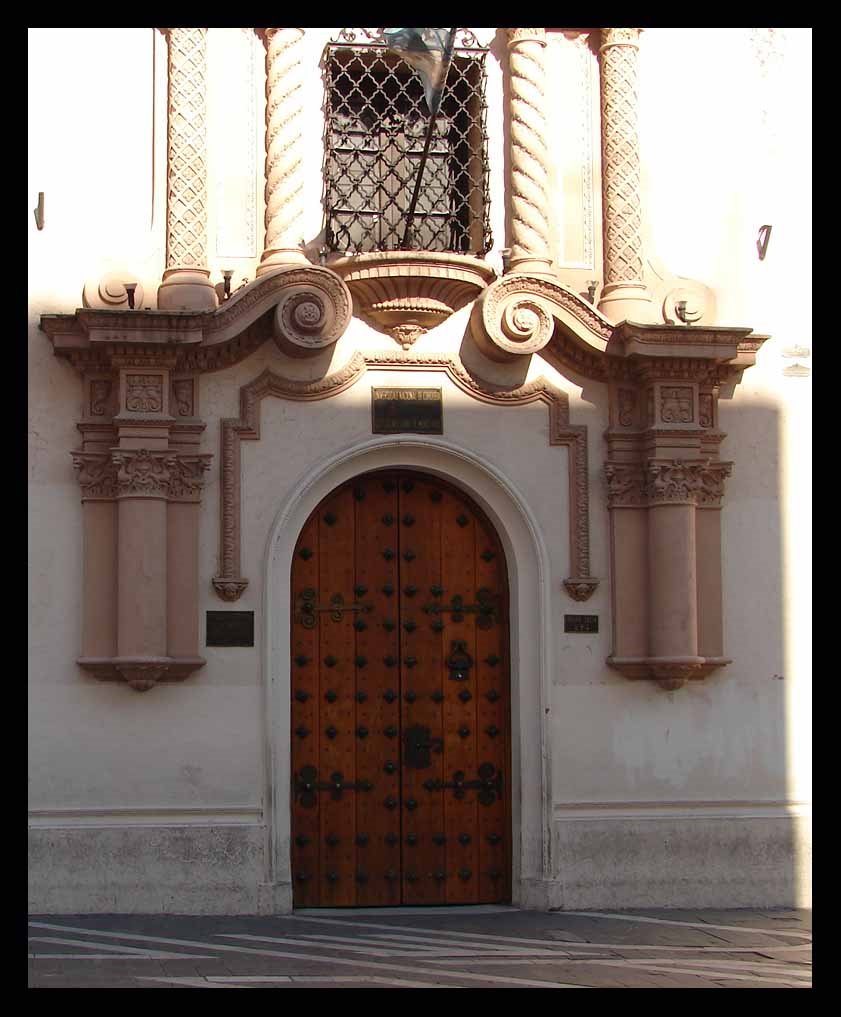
[158,28,217,310]
[596,29,655,323]
[258,28,308,271]
[271,267,353,356]
[505,29,552,276]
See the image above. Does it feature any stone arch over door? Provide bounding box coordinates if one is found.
[263,438,554,913]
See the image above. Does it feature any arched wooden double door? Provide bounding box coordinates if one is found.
[290,470,511,906]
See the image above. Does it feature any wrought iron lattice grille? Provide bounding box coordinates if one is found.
[323,40,492,255]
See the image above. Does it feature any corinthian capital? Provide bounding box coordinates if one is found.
[645,460,732,507]
[112,449,173,499]
[71,452,118,500]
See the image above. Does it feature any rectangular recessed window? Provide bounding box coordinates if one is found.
[323,31,492,255]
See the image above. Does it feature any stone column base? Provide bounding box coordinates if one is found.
[597,281,656,323]
[256,249,311,275]
[157,268,218,310]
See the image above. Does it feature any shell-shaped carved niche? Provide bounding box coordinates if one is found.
[331,251,496,349]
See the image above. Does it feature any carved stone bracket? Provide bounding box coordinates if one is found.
[42,265,353,372]
[80,656,207,692]
[213,352,598,601]
[471,273,614,363]
[607,657,729,691]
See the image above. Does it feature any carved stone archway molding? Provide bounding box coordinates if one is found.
[212,352,598,603]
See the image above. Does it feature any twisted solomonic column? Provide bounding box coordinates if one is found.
[596,28,655,323]
[257,28,309,273]
[505,29,553,276]
[157,28,218,310]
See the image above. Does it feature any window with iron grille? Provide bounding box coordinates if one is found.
[323,29,492,256]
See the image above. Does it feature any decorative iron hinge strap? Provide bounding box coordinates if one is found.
[294,589,373,628]
[294,766,373,808]
[422,587,499,628]
[422,763,503,805]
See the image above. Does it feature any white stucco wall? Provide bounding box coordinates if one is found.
[29,27,810,912]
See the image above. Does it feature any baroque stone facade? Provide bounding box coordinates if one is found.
[29,27,809,916]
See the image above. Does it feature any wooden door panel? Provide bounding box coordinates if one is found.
[317,485,357,905]
[399,475,445,903]
[474,513,511,903]
[353,478,401,905]
[440,491,479,903]
[291,471,510,907]
[290,514,321,905]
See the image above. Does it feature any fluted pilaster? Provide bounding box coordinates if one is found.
[258,27,308,272]
[505,29,553,276]
[158,28,217,310]
[597,28,654,322]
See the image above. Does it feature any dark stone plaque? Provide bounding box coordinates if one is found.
[372,387,443,434]
[206,611,254,647]
[564,614,599,634]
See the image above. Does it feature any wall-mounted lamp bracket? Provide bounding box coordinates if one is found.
[34,192,45,231]
[757,224,772,261]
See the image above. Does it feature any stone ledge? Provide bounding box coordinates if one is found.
[607,656,731,690]
[78,656,206,691]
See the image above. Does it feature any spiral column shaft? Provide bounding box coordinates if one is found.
[258,27,308,272]
[505,29,553,276]
[596,28,654,322]
[157,28,217,310]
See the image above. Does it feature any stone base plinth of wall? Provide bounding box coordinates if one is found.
[28,823,268,915]
[545,811,811,910]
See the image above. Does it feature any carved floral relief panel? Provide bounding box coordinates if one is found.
[125,374,164,414]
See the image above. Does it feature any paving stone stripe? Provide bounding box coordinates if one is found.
[29,909,811,989]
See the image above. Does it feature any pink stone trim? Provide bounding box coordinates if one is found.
[213,353,598,601]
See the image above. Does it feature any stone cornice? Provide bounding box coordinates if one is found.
[41,265,353,371]
[42,269,764,392]
[607,321,759,362]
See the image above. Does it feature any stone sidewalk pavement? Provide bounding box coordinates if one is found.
[28,906,811,988]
